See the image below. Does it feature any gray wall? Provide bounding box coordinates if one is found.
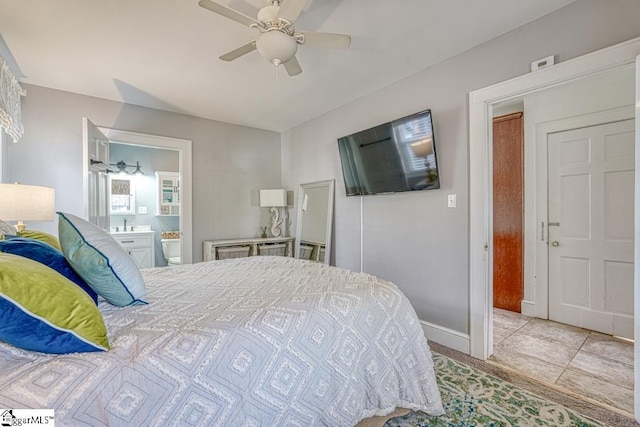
[282,0,640,333]
[5,84,282,262]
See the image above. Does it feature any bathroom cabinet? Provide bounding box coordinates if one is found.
[156,171,180,216]
[111,230,155,268]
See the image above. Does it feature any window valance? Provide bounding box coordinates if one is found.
[0,55,24,142]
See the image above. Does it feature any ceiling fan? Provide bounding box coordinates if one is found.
[198,0,351,76]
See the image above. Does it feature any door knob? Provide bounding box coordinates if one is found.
[551,241,560,247]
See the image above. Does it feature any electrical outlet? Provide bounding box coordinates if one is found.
[138,206,148,214]
[448,194,456,208]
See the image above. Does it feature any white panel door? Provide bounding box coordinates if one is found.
[83,118,110,229]
[548,119,634,338]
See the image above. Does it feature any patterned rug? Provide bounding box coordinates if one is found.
[385,353,608,427]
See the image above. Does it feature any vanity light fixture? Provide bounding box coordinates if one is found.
[259,189,287,237]
[132,161,144,175]
[0,183,55,232]
[110,160,145,175]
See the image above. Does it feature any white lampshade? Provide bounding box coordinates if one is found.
[260,189,287,207]
[0,183,55,231]
[255,31,298,65]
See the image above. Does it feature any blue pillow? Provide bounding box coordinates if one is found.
[58,212,147,307]
[0,237,98,304]
[0,252,109,354]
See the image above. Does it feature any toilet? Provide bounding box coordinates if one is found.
[161,238,181,266]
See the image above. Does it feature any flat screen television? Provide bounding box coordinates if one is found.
[337,109,440,196]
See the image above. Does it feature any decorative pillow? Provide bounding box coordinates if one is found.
[0,219,16,237]
[16,229,62,250]
[0,237,98,304]
[0,252,109,354]
[58,212,147,307]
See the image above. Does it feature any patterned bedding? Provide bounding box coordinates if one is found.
[0,256,443,426]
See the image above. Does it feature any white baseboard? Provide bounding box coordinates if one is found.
[521,300,535,317]
[421,320,470,354]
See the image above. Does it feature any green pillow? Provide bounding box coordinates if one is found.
[0,252,109,354]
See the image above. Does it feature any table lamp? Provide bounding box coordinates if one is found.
[0,183,55,232]
[259,189,287,237]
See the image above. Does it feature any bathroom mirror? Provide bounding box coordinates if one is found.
[295,179,335,264]
[109,175,136,215]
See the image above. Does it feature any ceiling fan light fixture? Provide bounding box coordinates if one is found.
[257,4,280,24]
[256,30,298,65]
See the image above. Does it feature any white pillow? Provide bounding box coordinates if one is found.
[58,212,147,307]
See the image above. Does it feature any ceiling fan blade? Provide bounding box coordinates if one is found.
[198,0,257,27]
[277,0,309,24]
[283,56,303,76]
[219,41,257,61]
[299,31,351,49]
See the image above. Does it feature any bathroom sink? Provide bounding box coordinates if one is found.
[109,225,152,234]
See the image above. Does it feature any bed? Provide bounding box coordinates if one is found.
[0,253,443,426]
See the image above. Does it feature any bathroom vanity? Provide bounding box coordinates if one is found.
[111,229,155,268]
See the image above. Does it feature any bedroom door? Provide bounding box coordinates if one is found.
[547,118,635,338]
[83,118,110,229]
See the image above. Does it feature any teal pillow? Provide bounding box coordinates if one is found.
[58,212,147,307]
[0,252,109,354]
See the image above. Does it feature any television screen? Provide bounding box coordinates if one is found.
[337,110,440,196]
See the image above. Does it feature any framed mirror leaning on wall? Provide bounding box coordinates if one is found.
[295,179,335,264]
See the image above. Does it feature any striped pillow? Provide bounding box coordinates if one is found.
[0,252,109,354]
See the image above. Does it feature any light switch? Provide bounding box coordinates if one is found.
[138,206,148,214]
[448,194,456,208]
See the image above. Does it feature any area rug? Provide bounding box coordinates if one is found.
[384,352,609,427]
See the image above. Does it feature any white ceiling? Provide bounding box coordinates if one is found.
[0,0,576,132]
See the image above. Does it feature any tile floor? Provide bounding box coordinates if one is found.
[490,308,634,415]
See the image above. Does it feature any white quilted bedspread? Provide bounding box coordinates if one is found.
[0,256,443,426]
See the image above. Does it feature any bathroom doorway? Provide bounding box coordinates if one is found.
[85,125,193,264]
[110,142,181,267]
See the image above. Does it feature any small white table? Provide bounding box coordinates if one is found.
[203,236,294,261]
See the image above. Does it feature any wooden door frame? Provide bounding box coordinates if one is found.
[469,36,640,420]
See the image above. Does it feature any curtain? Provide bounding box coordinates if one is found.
[0,55,24,142]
